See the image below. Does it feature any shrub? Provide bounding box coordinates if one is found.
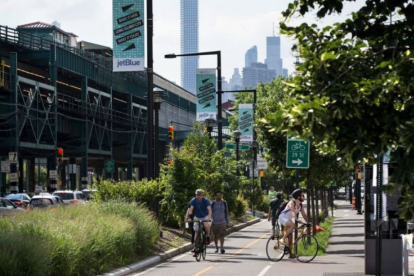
[0,201,159,276]
[259,196,270,212]
[318,211,328,224]
[232,195,248,218]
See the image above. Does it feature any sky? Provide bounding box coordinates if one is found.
[2,0,364,87]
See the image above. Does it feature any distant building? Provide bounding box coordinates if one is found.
[229,68,243,90]
[17,21,78,47]
[265,36,283,77]
[245,46,258,68]
[282,68,289,78]
[243,62,276,88]
[181,0,199,94]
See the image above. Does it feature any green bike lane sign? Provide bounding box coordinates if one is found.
[286,139,310,169]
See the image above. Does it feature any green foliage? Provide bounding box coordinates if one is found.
[273,0,414,218]
[315,217,334,255]
[160,122,245,227]
[94,179,162,209]
[0,201,159,276]
[232,195,248,218]
[318,211,328,224]
[259,195,271,212]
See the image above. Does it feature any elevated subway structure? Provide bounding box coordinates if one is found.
[0,24,196,194]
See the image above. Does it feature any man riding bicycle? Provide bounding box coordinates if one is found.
[185,189,212,257]
[278,189,310,258]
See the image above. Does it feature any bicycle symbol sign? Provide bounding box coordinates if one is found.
[286,139,310,169]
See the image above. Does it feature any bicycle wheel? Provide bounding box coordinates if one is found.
[195,233,202,262]
[266,236,285,262]
[274,222,281,238]
[202,232,207,260]
[295,234,318,263]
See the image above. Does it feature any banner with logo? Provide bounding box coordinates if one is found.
[239,104,253,142]
[113,0,145,72]
[196,69,216,121]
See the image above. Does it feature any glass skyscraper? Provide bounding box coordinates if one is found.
[181,0,199,94]
[245,46,258,68]
[265,36,283,76]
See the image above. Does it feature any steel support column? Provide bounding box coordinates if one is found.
[81,77,89,190]
[127,94,133,181]
[9,52,18,193]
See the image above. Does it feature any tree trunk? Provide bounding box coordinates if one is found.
[315,187,320,224]
[311,184,316,234]
[306,170,311,234]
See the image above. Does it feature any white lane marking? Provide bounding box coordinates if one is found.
[257,265,272,276]
[344,214,350,217]
[344,210,349,212]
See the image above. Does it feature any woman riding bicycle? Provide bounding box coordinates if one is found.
[278,189,310,258]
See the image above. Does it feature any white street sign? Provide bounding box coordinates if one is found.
[8,152,18,163]
[257,155,268,170]
[1,161,10,173]
[49,170,57,178]
[9,173,18,182]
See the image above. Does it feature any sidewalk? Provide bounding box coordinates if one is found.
[321,197,365,275]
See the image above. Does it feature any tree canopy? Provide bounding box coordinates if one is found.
[263,0,414,219]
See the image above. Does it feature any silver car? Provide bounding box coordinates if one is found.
[0,198,26,217]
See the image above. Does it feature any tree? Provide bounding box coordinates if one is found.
[263,0,414,219]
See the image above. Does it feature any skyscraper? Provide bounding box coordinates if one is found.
[245,46,258,68]
[243,62,276,88]
[181,0,199,94]
[265,36,283,76]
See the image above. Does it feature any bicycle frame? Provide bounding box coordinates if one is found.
[280,224,309,250]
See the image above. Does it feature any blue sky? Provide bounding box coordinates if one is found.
[2,0,364,86]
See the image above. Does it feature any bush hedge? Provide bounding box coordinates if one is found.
[0,201,160,276]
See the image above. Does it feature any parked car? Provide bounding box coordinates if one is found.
[28,192,52,198]
[5,193,31,208]
[81,189,96,200]
[52,191,87,205]
[28,195,64,210]
[0,198,26,216]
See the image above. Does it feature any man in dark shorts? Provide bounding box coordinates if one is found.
[211,190,230,254]
[268,192,283,234]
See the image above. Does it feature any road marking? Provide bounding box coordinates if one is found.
[229,231,271,257]
[344,214,349,217]
[193,266,214,276]
[257,265,272,276]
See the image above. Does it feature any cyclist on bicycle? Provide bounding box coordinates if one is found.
[268,192,283,233]
[278,189,310,258]
[185,189,212,257]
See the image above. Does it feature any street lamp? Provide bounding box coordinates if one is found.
[165,51,223,150]
[205,118,215,138]
[153,87,164,218]
[153,87,164,178]
[251,140,259,217]
[234,130,241,161]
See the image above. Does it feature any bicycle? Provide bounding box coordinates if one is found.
[291,143,305,151]
[271,218,281,239]
[193,219,210,262]
[266,223,318,263]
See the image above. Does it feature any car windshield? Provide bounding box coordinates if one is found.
[30,198,53,207]
[53,193,74,200]
[5,194,22,200]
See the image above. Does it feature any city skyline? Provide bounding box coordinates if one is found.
[1,0,365,90]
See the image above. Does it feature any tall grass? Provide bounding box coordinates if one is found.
[0,201,160,276]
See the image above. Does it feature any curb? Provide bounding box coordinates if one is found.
[103,218,261,276]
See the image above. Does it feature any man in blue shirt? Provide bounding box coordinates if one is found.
[185,189,212,257]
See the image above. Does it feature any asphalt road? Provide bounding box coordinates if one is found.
[128,201,366,276]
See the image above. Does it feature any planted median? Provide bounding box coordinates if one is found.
[0,201,160,276]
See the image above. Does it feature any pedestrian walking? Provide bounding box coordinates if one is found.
[185,198,195,244]
[211,190,230,254]
[268,186,276,199]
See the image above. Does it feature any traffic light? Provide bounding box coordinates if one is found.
[57,147,64,164]
[168,125,174,141]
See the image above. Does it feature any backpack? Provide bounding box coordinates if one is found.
[211,200,228,216]
[274,200,302,220]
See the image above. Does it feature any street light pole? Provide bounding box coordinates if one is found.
[234,130,241,162]
[251,140,258,217]
[146,0,154,179]
[165,51,222,150]
[205,118,215,139]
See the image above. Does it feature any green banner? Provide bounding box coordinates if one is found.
[239,104,253,142]
[196,69,216,121]
[113,0,145,72]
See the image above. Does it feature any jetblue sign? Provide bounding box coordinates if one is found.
[113,0,145,72]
